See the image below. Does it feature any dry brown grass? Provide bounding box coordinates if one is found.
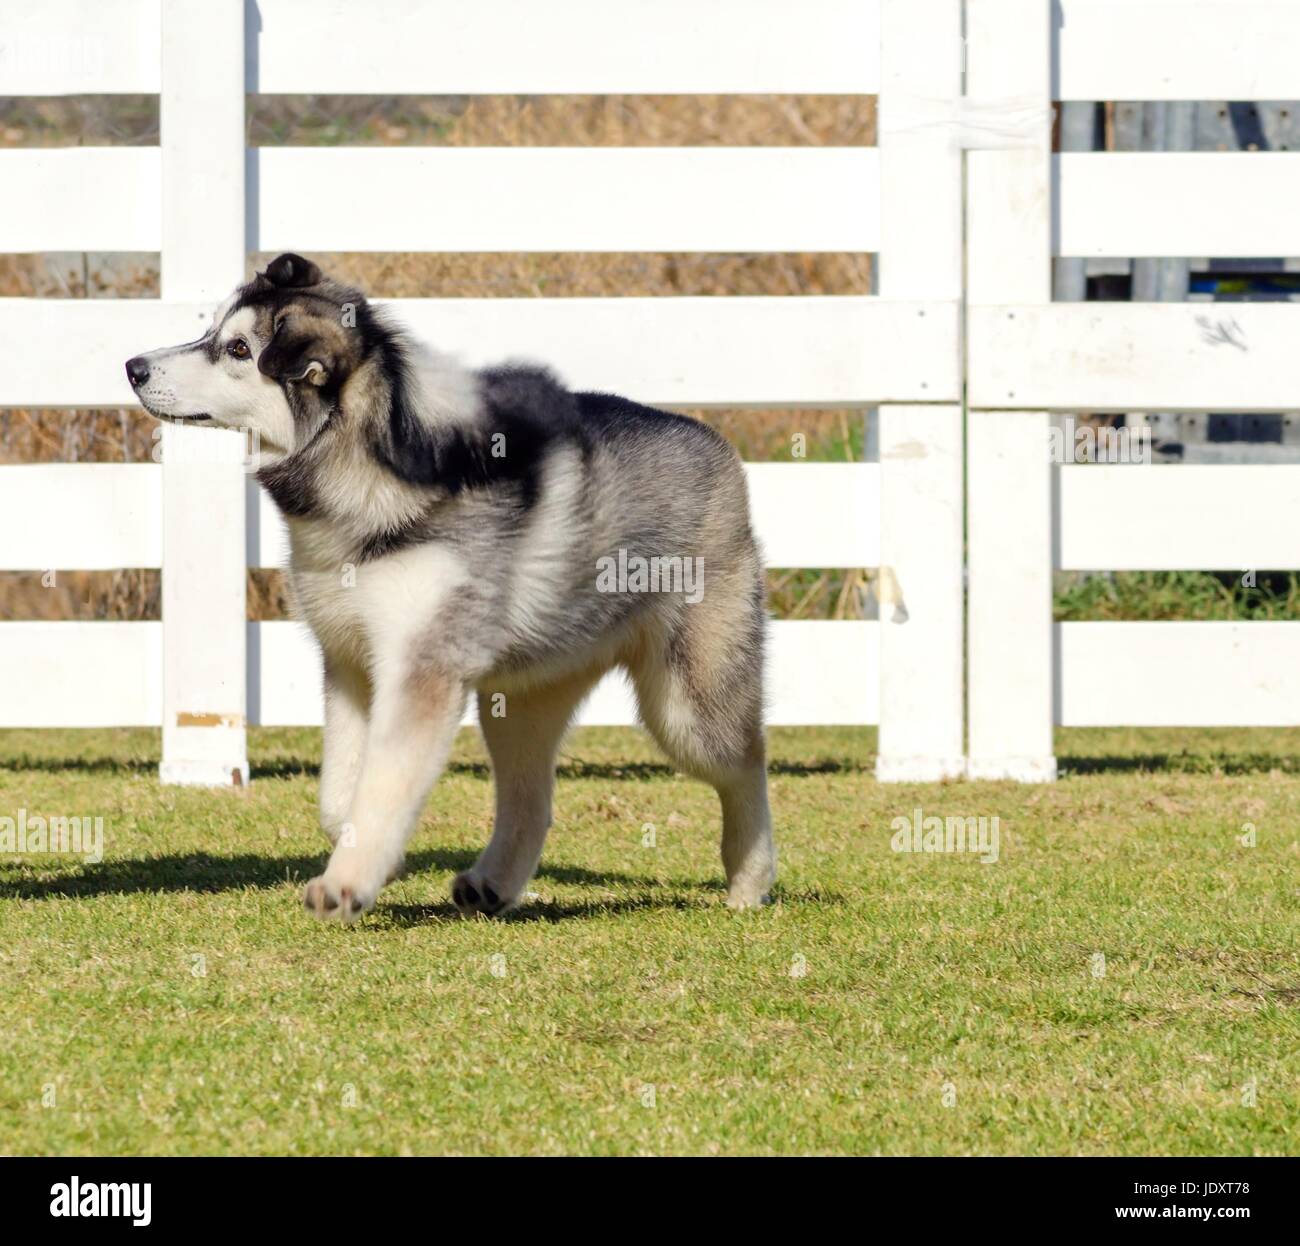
[1,93,874,148]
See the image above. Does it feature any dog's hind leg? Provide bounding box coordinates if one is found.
[717,758,775,909]
[303,664,466,922]
[628,596,775,909]
[318,659,370,847]
[453,665,605,917]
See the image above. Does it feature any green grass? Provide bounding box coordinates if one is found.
[1055,570,1300,621]
[1,724,1298,1156]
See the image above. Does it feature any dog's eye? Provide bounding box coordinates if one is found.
[227,338,251,360]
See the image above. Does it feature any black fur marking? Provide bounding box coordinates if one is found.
[256,452,319,518]
[233,285,340,322]
[358,366,724,563]
[358,363,584,560]
[574,390,709,439]
[258,319,331,384]
[371,362,574,504]
[358,529,408,562]
[255,400,333,518]
[261,252,323,289]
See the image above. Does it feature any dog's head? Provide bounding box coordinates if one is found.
[125,253,370,457]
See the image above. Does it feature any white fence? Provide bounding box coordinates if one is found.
[1,0,1298,784]
[965,0,1300,779]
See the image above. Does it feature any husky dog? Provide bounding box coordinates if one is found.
[126,254,774,921]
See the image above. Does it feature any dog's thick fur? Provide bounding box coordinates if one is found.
[127,254,774,920]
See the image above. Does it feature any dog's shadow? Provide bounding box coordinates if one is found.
[379,890,704,927]
[0,847,726,923]
[0,847,458,901]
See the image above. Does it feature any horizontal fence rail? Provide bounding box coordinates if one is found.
[1056,154,1300,259]
[252,463,880,571]
[1,150,161,252]
[251,619,878,728]
[1057,623,1300,727]
[15,617,1298,731]
[0,0,882,95]
[10,148,1277,259]
[253,148,879,254]
[969,305,1300,413]
[0,463,881,572]
[0,465,163,571]
[14,0,1296,102]
[0,297,958,409]
[0,620,880,729]
[0,623,165,728]
[1056,466,1300,572]
[1056,0,1300,102]
[2,148,881,254]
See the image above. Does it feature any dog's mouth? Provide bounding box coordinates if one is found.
[143,407,213,424]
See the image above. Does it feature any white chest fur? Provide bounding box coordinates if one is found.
[284,517,470,676]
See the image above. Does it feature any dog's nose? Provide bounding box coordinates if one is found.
[125,356,150,388]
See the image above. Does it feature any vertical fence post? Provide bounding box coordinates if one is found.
[965,0,1056,780]
[875,0,965,781]
[158,0,249,785]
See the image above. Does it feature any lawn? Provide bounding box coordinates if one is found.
[1,724,1297,1156]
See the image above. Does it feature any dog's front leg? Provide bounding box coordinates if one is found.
[318,660,370,847]
[304,666,465,921]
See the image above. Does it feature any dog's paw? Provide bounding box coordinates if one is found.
[451,869,514,918]
[725,885,773,911]
[303,873,372,923]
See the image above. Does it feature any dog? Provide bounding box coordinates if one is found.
[126,253,775,921]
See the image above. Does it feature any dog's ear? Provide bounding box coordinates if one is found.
[260,253,323,289]
[257,317,335,387]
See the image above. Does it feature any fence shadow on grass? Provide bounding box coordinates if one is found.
[248,757,864,782]
[8,748,1295,781]
[0,755,865,781]
[1058,752,1300,777]
[0,755,159,776]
